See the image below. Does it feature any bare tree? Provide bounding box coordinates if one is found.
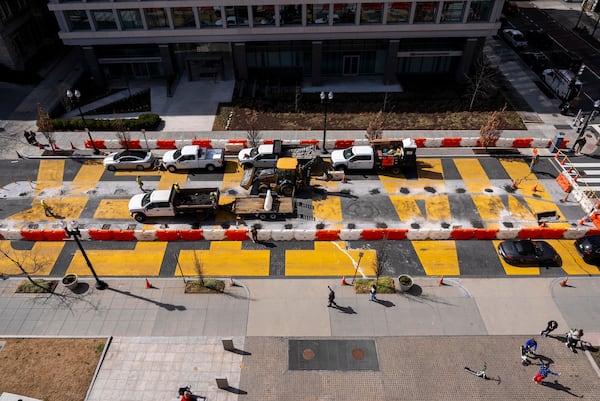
[246,109,261,147]
[365,110,385,141]
[294,85,302,113]
[36,105,56,150]
[372,242,391,284]
[192,250,204,285]
[114,118,131,149]
[0,244,54,293]
[465,54,498,112]
[479,105,507,149]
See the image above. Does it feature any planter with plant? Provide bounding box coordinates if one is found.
[398,274,413,292]
[354,276,395,294]
[62,273,79,290]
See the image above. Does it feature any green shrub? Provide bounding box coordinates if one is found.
[354,276,395,294]
[50,113,161,131]
[184,278,225,293]
[16,279,57,293]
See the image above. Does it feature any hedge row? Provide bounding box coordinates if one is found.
[51,113,161,131]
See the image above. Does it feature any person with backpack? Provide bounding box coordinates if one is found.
[533,364,560,384]
[540,320,558,337]
[566,329,583,352]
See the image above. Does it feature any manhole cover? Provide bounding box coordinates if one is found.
[289,339,378,371]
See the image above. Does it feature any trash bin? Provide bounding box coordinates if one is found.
[550,134,564,153]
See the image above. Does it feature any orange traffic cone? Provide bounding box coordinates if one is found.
[539,221,546,227]
[574,175,579,182]
[578,218,586,225]
[438,276,444,286]
[560,277,569,287]
[229,277,236,287]
[342,174,347,184]
[554,153,559,159]
[145,278,152,289]
[511,180,518,190]
[341,276,347,286]
[532,184,538,192]
[560,157,566,165]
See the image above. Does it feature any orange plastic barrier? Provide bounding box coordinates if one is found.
[192,139,212,148]
[561,139,570,149]
[228,139,248,147]
[156,140,176,149]
[85,139,105,149]
[315,230,340,241]
[180,230,203,240]
[20,229,46,241]
[263,139,274,144]
[517,227,543,239]
[442,138,462,147]
[360,229,385,240]
[385,229,408,240]
[88,229,114,241]
[473,228,499,240]
[120,139,141,149]
[556,173,572,192]
[592,215,600,229]
[112,230,135,241]
[414,138,426,148]
[156,230,180,241]
[45,230,68,241]
[300,139,319,145]
[539,228,566,239]
[512,138,533,148]
[225,229,249,241]
[335,139,354,149]
[450,228,475,240]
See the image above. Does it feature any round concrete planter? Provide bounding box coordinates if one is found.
[61,273,79,290]
[398,274,413,292]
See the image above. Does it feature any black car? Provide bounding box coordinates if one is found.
[521,52,550,72]
[498,240,560,266]
[575,235,600,264]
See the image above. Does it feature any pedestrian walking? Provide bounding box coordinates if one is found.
[250,226,258,243]
[524,338,537,355]
[327,286,337,307]
[573,136,587,154]
[40,199,54,217]
[533,363,560,384]
[540,320,558,337]
[369,284,377,301]
[136,175,145,192]
[566,328,583,352]
[520,345,530,365]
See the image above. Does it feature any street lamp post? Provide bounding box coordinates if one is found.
[61,221,108,290]
[351,251,365,285]
[66,89,100,155]
[576,99,600,137]
[320,91,333,154]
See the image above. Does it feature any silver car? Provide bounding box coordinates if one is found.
[502,29,528,49]
[103,150,156,171]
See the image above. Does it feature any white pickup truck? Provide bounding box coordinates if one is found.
[541,68,582,101]
[330,139,417,174]
[161,145,224,172]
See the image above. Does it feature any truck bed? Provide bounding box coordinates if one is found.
[233,196,294,215]
[173,188,219,209]
[283,146,316,159]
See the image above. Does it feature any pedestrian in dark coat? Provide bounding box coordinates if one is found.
[327,286,337,307]
[369,284,377,301]
[540,320,558,337]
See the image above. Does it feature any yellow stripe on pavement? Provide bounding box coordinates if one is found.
[492,240,540,275]
[70,161,104,195]
[418,159,444,180]
[546,240,600,275]
[388,196,423,221]
[388,195,450,222]
[9,196,88,222]
[220,161,245,204]
[454,159,491,193]
[177,242,269,276]
[67,242,167,276]
[507,195,536,220]
[94,199,131,219]
[35,160,64,195]
[313,197,343,223]
[286,242,376,276]
[156,171,189,190]
[0,241,64,276]
[412,241,460,276]
[471,194,506,224]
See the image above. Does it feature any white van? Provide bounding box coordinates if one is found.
[541,69,582,101]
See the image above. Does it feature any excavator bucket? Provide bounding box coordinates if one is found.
[240,167,255,190]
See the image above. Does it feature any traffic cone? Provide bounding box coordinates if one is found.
[560,157,566,165]
[568,167,574,174]
[145,278,152,289]
[341,276,347,286]
[342,174,347,183]
[539,221,546,227]
[560,276,569,287]
[229,277,236,287]
[438,276,444,286]
[511,180,518,190]
[573,175,579,182]
[554,153,559,159]
[578,218,586,225]
[532,184,538,192]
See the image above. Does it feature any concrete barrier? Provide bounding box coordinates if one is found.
[294,229,317,241]
[270,229,295,241]
[339,229,363,240]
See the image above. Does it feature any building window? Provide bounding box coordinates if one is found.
[414,2,438,23]
[252,5,275,25]
[173,7,195,28]
[334,4,356,24]
[440,1,465,23]
[223,6,249,26]
[145,8,169,29]
[307,4,329,24]
[280,5,302,25]
[199,7,220,28]
[65,10,91,31]
[360,3,383,24]
[387,2,410,23]
[92,10,117,30]
[467,0,492,22]
[119,9,143,29]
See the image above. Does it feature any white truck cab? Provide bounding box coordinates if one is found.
[541,69,582,100]
[330,146,375,170]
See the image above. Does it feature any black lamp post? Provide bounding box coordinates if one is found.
[61,221,108,290]
[576,99,600,136]
[320,91,333,154]
[66,89,100,155]
[351,251,365,285]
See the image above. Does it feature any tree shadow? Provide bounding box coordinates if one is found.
[541,380,583,398]
[107,287,186,311]
[374,299,395,307]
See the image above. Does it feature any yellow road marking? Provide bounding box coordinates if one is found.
[0,241,64,276]
[221,161,245,204]
[177,242,269,276]
[156,171,189,190]
[286,242,376,276]
[388,195,450,222]
[9,196,88,222]
[94,199,131,219]
[70,161,104,195]
[389,196,423,221]
[454,159,491,193]
[67,242,167,276]
[493,240,540,275]
[471,194,506,222]
[412,241,460,275]
[313,197,343,223]
[546,240,600,275]
[35,160,64,195]
[418,159,444,180]
[507,195,535,220]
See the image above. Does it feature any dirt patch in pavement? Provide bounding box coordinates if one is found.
[0,338,106,401]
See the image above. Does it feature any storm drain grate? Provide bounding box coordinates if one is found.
[289,339,378,371]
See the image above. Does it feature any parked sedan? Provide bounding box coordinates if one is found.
[502,29,528,49]
[103,150,156,171]
[498,240,560,266]
[575,235,600,264]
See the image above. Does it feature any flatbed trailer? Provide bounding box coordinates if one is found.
[230,191,295,220]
